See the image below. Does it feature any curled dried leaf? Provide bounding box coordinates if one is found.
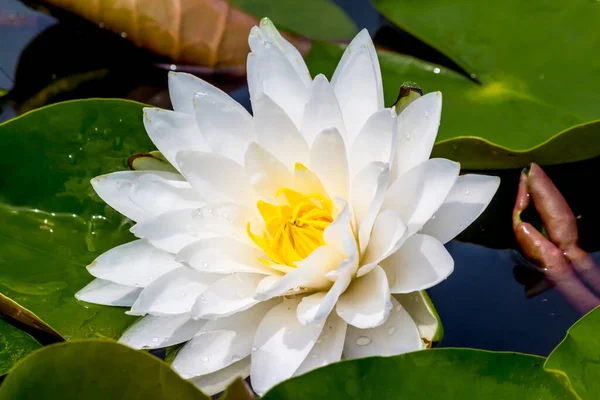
[512,164,600,313]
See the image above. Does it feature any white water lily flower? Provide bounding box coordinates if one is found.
[75,18,499,395]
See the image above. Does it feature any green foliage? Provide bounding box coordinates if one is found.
[545,306,600,399]
[0,319,41,375]
[0,340,208,400]
[0,99,153,340]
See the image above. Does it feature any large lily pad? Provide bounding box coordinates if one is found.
[0,340,208,400]
[545,306,600,399]
[262,348,573,399]
[367,0,600,169]
[0,320,41,375]
[0,99,153,339]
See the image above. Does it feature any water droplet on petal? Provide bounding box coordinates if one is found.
[356,336,371,346]
[465,190,470,195]
[251,346,258,352]
[388,327,396,335]
[201,356,210,363]
[151,337,159,343]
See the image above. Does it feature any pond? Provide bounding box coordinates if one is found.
[1,0,599,395]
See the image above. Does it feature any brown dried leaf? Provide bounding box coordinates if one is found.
[41,0,310,70]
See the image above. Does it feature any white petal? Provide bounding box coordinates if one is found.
[336,265,391,328]
[382,158,460,235]
[248,30,310,129]
[350,162,390,255]
[254,246,342,300]
[245,142,292,200]
[348,108,396,177]
[383,234,454,293]
[129,267,221,316]
[168,71,228,115]
[254,18,311,88]
[119,313,204,349]
[420,174,500,244]
[193,91,254,164]
[358,210,407,277]
[253,94,310,169]
[343,297,422,359]
[131,205,250,254]
[296,263,353,325]
[331,29,383,144]
[143,108,208,171]
[293,163,328,198]
[191,273,264,319]
[129,173,204,214]
[310,128,349,200]
[91,171,157,222]
[251,297,324,395]
[131,209,208,254]
[323,201,357,260]
[392,92,442,179]
[177,237,275,275]
[172,300,277,378]
[190,357,251,396]
[176,151,252,204]
[87,239,180,287]
[75,278,141,307]
[301,74,346,146]
[294,313,347,376]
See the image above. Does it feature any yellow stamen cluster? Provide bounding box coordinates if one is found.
[247,188,333,267]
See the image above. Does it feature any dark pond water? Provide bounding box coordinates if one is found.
[1,0,598,358]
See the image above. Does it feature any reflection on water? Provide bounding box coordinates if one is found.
[430,242,594,356]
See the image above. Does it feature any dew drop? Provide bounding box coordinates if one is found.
[388,327,396,335]
[121,31,128,38]
[433,67,441,74]
[292,286,300,292]
[465,190,470,195]
[201,356,210,363]
[169,64,177,71]
[251,346,258,352]
[424,111,430,118]
[151,337,159,343]
[356,336,371,346]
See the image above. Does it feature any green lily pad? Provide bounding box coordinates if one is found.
[0,340,208,400]
[229,0,356,40]
[262,348,573,399]
[368,0,600,169]
[0,319,41,375]
[544,305,600,399]
[0,99,154,339]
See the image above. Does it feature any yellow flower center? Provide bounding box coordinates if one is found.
[247,188,333,268]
